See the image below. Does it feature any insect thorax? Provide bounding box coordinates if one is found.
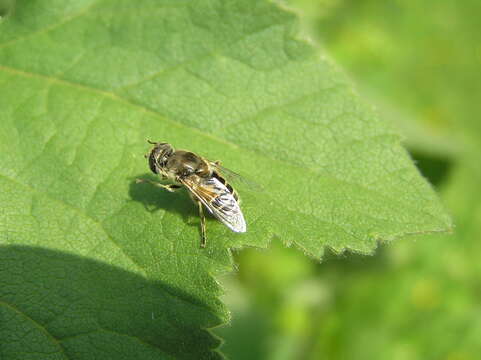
[165,150,211,179]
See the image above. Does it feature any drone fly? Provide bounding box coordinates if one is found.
[136,141,246,248]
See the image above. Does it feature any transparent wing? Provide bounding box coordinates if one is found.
[181,176,246,233]
[210,162,264,192]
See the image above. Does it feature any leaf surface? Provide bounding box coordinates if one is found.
[0,0,451,358]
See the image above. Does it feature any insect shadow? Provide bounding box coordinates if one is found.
[128,173,205,228]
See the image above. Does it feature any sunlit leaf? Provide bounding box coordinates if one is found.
[0,0,451,358]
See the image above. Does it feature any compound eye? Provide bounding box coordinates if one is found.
[148,153,159,174]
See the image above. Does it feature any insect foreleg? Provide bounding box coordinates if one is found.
[136,179,181,192]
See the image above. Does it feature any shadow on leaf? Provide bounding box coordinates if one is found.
[128,173,222,246]
[128,173,198,223]
[0,245,222,359]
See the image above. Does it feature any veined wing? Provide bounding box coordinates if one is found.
[180,175,246,233]
[210,162,263,192]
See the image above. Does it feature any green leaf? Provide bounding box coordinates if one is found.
[0,0,451,358]
[216,162,479,360]
[305,162,481,360]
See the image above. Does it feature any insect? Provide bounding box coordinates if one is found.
[136,140,246,248]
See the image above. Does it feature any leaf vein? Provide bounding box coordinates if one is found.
[0,300,67,357]
[0,1,99,50]
[0,171,147,278]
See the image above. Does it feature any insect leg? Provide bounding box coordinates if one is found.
[196,200,207,248]
[136,179,181,192]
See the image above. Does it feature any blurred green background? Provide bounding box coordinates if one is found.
[215,1,481,359]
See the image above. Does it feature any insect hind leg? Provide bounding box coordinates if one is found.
[196,200,207,248]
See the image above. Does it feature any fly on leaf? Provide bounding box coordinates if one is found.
[136,141,246,248]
